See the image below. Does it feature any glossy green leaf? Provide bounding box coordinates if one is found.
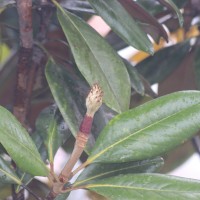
[0,156,21,185]
[136,41,191,84]
[88,0,153,54]
[51,60,109,141]
[0,106,49,176]
[75,157,163,186]
[16,132,49,191]
[118,0,168,43]
[31,131,48,162]
[45,60,80,136]
[85,173,200,200]
[45,60,95,153]
[194,47,200,89]
[56,5,131,113]
[88,91,200,163]
[158,0,184,26]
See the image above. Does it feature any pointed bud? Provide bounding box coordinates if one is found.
[86,84,103,117]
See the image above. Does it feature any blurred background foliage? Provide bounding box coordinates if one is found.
[0,0,200,199]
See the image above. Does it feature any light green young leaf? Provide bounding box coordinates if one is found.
[136,41,190,85]
[55,3,131,113]
[0,107,49,176]
[86,173,200,200]
[0,156,21,185]
[88,91,200,163]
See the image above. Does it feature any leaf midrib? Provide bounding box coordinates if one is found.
[88,102,200,163]
[0,131,45,168]
[86,183,200,194]
[48,119,57,163]
[0,168,21,185]
[59,9,122,111]
[75,160,159,186]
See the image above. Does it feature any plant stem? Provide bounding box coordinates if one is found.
[46,84,103,199]
[59,84,103,183]
[14,0,33,128]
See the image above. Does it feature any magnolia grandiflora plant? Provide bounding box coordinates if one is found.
[2,0,200,200]
[1,83,200,200]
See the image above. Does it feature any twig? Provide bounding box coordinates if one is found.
[46,84,103,199]
[59,84,103,183]
[13,1,54,199]
[14,0,33,128]
[13,1,33,199]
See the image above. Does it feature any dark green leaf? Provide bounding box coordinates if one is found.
[16,132,49,188]
[56,5,131,113]
[118,0,168,43]
[35,105,71,163]
[105,31,127,51]
[0,106,49,176]
[138,0,187,15]
[88,91,200,163]
[47,108,68,163]
[75,157,163,186]
[137,0,165,15]
[31,131,48,162]
[45,60,96,153]
[85,173,200,200]
[0,156,21,185]
[157,0,184,26]
[45,60,80,137]
[171,0,187,8]
[136,41,191,84]
[194,47,200,89]
[88,0,153,54]
[124,60,145,95]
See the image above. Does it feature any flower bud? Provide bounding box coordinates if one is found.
[86,84,103,117]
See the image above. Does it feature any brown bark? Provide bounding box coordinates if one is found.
[13,1,54,199]
[14,0,33,128]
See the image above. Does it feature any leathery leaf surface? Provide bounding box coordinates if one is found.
[88,91,200,163]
